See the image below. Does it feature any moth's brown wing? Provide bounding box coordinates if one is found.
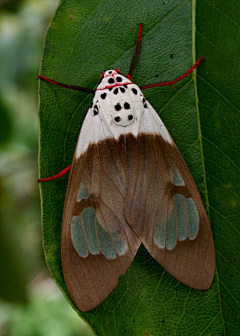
[62,138,141,312]
[125,129,215,290]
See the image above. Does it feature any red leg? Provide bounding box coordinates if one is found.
[140,57,205,90]
[127,23,144,80]
[38,75,95,94]
[38,165,71,182]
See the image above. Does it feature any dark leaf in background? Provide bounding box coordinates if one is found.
[0,180,28,303]
[0,0,24,12]
[0,98,12,144]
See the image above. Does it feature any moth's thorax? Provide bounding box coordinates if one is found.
[92,70,149,129]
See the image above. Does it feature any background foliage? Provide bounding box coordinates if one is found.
[0,0,93,335]
[38,0,240,336]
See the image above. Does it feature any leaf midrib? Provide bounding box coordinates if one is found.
[192,0,226,334]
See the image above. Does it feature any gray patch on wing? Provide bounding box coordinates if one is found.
[154,197,167,249]
[96,221,117,260]
[173,194,187,241]
[81,207,100,255]
[96,208,128,259]
[166,210,177,250]
[173,167,185,186]
[77,182,89,201]
[154,221,166,249]
[71,205,128,260]
[71,216,88,257]
[187,198,199,239]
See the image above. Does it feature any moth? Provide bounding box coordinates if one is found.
[39,24,215,312]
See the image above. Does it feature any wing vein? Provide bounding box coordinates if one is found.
[101,200,136,258]
[71,256,100,303]
[173,199,179,242]
[94,213,101,253]
[144,162,159,240]
[97,143,125,199]
[97,205,124,270]
[80,213,90,255]
[151,194,166,250]
[165,197,170,249]
[153,136,169,183]
[129,138,140,215]
[184,197,189,238]
[106,137,126,186]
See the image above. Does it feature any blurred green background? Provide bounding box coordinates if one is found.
[0,0,93,335]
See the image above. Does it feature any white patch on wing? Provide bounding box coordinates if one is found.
[76,106,114,158]
[76,80,172,158]
[142,102,173,143]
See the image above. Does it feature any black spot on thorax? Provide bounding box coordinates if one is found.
[115,103,121,111]
[124,102,130,109]
[101,93,107,99]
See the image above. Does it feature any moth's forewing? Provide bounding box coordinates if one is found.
[61,125,141,312]
[125,103,215,290]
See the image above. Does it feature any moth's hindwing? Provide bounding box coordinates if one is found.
[125,102,215,290]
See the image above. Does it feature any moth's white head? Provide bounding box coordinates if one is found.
[97,69,132,91]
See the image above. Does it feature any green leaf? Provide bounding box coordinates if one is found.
[39,0,239,335]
